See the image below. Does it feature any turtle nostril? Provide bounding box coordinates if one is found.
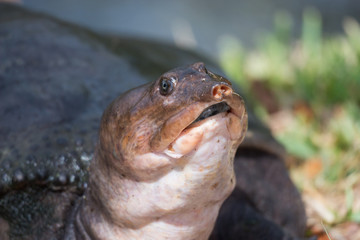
[212,84,232,100]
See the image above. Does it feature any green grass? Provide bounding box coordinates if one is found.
[218,7,360,226]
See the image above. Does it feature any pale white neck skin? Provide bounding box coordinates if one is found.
[81,112,241,240]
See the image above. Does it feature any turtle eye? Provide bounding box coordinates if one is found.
[159,77,175,95]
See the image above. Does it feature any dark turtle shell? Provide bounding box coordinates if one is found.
[0,3,306,240]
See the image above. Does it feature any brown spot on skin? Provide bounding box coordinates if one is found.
[167,144,175,152]
[211,183,218,190]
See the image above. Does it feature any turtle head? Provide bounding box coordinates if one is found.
[97,62,247,180]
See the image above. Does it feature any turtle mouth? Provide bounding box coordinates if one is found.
[191,102,231,125]
[163,101,240,158]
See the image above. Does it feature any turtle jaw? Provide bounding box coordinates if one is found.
[155,89,247,152]
[163,97,247,159]
[187,102,231,127]
[183,93,247,138]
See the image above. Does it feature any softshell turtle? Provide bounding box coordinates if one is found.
[0,3,307,240]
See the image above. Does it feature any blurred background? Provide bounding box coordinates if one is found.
[23,0,360,58]
[21,0,360,239]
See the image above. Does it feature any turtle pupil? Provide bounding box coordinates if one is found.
[160,78,174,95]
[162,81,168,90]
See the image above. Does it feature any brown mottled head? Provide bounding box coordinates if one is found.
[97,62,247,180]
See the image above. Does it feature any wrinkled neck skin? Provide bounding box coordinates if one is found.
[74,114,239,240]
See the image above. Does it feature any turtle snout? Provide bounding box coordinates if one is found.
[212,84,232,101]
